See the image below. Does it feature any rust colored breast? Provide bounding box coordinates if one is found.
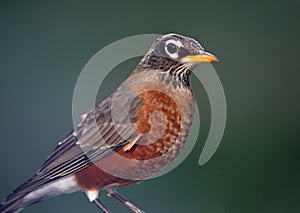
[75,76,195,190]
[75,90,183,190]
[118,90,181,160]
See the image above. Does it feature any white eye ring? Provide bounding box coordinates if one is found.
[165,40,183,59]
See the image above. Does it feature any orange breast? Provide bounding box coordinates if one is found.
[75,84,194,190]
[119,90,181,160]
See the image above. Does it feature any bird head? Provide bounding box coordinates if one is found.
[138,33,218,87]
[140,33,218,70]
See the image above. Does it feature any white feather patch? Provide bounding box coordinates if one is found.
[23,175,80,202]
[86,190,99,202]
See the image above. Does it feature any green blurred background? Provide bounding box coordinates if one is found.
[0,0,299,212]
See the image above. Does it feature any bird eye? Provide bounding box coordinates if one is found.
[166,43,178,54]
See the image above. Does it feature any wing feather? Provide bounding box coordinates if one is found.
[3,94,144,201]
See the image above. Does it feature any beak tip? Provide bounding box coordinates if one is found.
[205,52,218,63]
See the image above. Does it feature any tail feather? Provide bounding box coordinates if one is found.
[0,193,28,213]
[0,185,59,213]
[0,186,46,213]
[1,175,80,212]
[0,176,42,213]
[0,196,43,213]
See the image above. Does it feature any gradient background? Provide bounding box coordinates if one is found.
[0,1,299,212]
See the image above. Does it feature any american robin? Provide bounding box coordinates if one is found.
[0,33,218,213]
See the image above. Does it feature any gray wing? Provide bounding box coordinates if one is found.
[2,93,143,202]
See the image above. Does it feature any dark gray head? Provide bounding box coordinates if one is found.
[138,33,218,87]
[140,33,217,70]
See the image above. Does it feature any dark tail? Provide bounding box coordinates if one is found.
[0,187,44,213]
[0,177,46,213]
[0,193,26,213]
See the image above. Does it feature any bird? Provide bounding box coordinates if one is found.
[0,33,218,213]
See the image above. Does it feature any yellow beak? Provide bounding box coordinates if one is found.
[181,51,218,63]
